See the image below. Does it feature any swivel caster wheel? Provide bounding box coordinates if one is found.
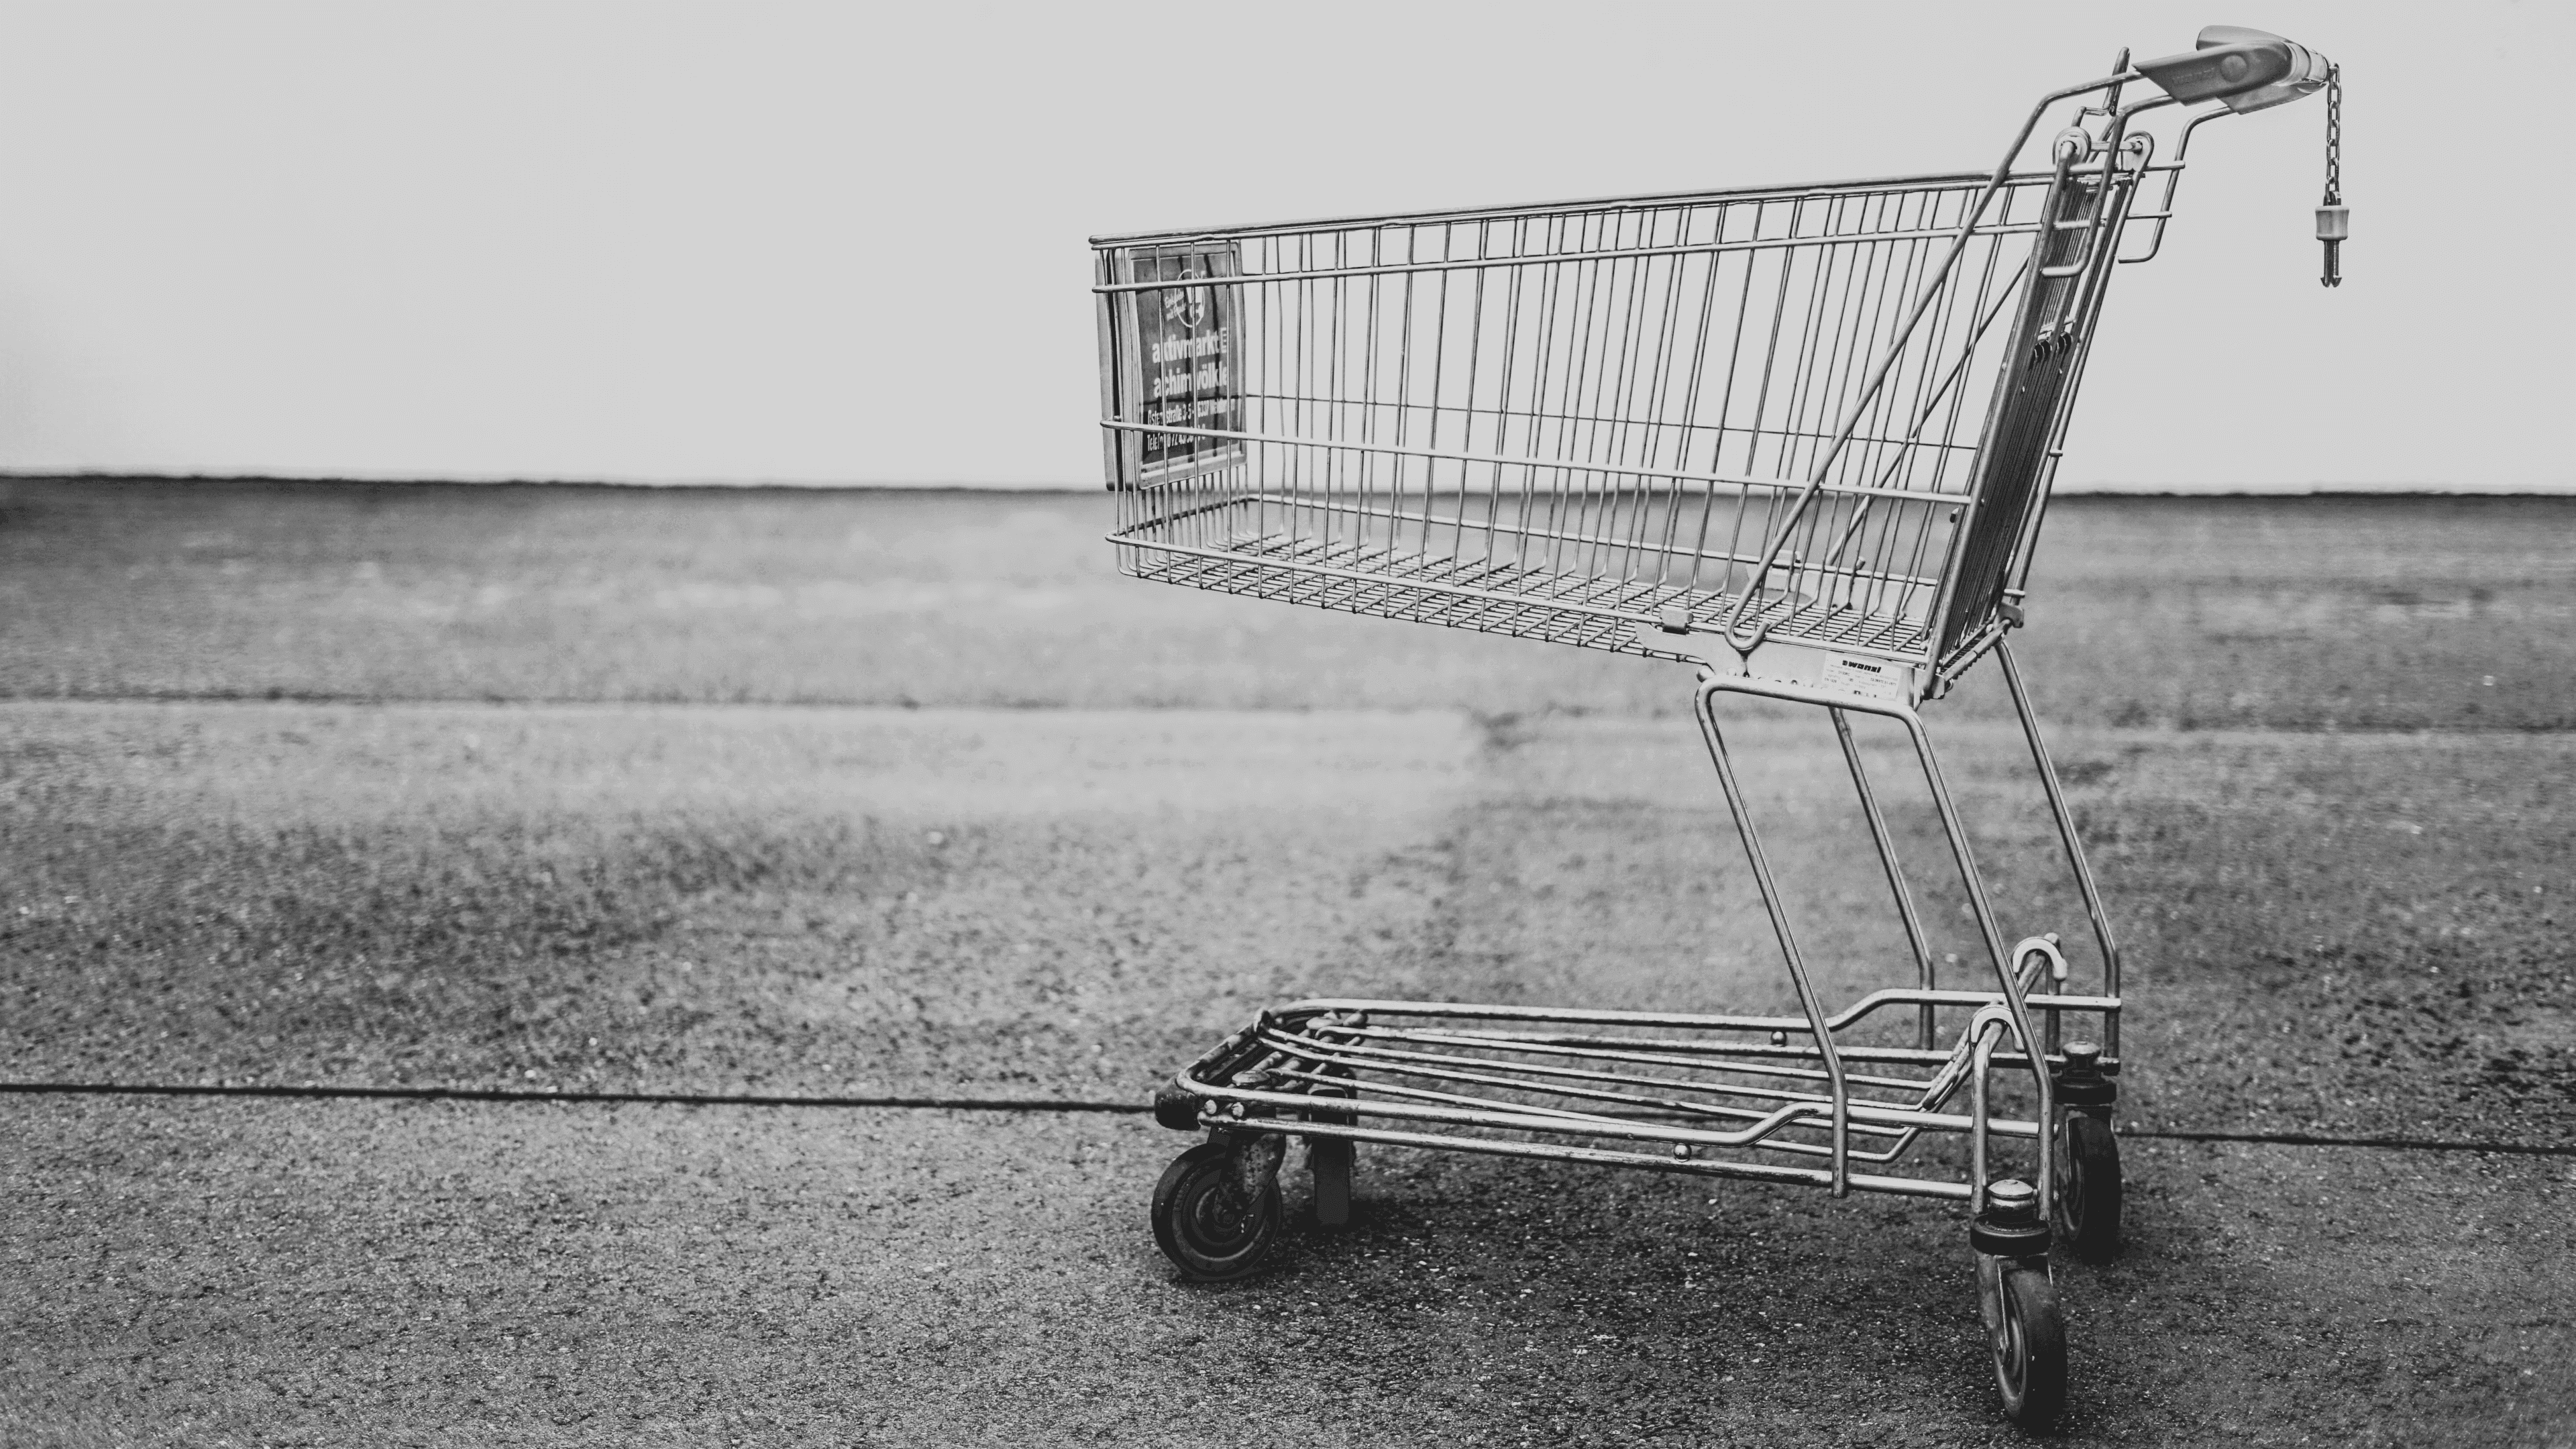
[1150,1138,1282,1281]
[1981,1254,2068,1430]
[2053,1110,2122,1263]
[1974,1179,2068,1431]
[2051,1040,2122,1263]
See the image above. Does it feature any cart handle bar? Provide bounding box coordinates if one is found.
[2135,26,2333,115]
[1719,25,2332,654]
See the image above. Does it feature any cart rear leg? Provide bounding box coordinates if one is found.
[1999,640,2124,1059]
[1830,706,1941,1051]
[1693,677,1854,1193]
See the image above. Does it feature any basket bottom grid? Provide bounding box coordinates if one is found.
[1179,998,2068,1185]
[1117,524,1937,662]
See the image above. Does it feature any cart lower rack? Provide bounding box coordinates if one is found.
[1093,25,2336,1430]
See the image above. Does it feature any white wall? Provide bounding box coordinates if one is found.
[0,1,2563,489]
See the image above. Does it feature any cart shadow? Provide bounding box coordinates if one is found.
[1148,1138,2096,1441]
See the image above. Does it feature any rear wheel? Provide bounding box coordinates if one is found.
[1308,1137,1354,1229]
[1150,1142,1280,1281]
[2053,1110,2123,1262]
[1305,1064,1356,1230]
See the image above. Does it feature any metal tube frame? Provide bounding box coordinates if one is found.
[1167,659,2123,1220]
[1831,705,1940,1051]
[1997,638,2123,1058]
[1695,668,2055,1218]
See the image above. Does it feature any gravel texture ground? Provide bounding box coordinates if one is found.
[1,483,2571,1446]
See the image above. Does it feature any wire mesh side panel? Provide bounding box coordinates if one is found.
[1097,172,2099,667]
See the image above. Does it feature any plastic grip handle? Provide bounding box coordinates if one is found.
[2135,40,2292,103]
[2136,25,2332,115]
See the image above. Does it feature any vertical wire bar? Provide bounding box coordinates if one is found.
[1291,235,1313,560]
[1858,218,1945,621]
[1776,205,1839,502]
[1689,219,1762,594]
[1260,254,1283,543]
[1632,209,1694,592]
[1470,219,1507,566]
[1495,218,1536,578]
[1329,229,1352,562]
[1364,228,1389,555]
[1731,203,1807,595]
[1556,213,1597,580]
[1817,200,1888,539]
[1423,223,1458,559]
[1607,205,1669,588]
[1516,220,1569,580]
[1849,210,1937,608]
[1805,223,1885,605]
[1600,213,1653,589]
[1598,211,1656,590]
[1662,213,1731,589]
[1558,211,1613,590]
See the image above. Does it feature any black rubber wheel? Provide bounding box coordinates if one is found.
[1990,1259,2068,1431]
[2053,1110,2123,1263]
[1150,1142,1281,1281]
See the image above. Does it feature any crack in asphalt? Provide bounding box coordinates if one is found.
[5,1080,2569,1157]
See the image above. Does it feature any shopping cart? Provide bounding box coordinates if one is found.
[1091,25,2337,1429]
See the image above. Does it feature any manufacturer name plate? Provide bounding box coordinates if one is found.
[1819,655,1905,702]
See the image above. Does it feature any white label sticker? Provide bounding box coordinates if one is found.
[1819,655,1905,702]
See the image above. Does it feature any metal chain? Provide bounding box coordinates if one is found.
[2322,64,2342,207]
[2318,64,2345,287]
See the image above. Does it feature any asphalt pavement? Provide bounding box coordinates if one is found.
[3,699,2570,1446]
[2,485,2570,1445]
